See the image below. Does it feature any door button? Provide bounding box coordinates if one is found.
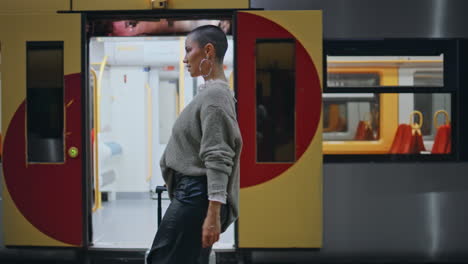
[68,147,79,158]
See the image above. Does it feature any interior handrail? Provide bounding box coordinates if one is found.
[92,55,108,212]
[433,110,450,129]
[90,68,99,213]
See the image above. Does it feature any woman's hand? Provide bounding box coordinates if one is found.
[202,201,222,248]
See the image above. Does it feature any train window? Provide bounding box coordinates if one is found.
[323,93,380,142]
[323,93,452,155]
[26,42,64,163]
[256,40,295,162]
[324,40,458,160]
[327,55,444,88]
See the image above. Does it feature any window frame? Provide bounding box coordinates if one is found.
[323,39,458,162]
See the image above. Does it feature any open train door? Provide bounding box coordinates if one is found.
[236,11,323,248]
[0,3,83,247]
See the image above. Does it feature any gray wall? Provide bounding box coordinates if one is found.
[248,1,468,261]
[252,0,468,39]
[253,163,468,262]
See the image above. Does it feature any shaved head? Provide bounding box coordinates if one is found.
[188,25,228,63]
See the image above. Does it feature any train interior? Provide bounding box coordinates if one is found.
[88,19,235,249]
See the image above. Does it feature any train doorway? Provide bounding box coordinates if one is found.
[87,18,235,249]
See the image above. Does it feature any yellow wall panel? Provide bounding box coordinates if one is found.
[0,0,69,13]
[0,0,249,13]
[0,13,80,135]
[168,0,248,9]
[74,0,248,11]
[75,0,150,11]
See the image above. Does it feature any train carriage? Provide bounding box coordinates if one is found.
[0,0,323,262]
[1,0,468,263]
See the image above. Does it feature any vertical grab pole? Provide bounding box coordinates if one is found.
[90,68,99,212]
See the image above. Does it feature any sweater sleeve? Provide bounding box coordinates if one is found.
[208,192,227,204]
[199,105,237,198]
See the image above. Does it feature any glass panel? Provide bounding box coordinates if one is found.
[414,71,443,86]
[327,55,443,87]
[27,42,64,163]
[323,93,452,155]
[323,93,380,141]
[256,40,295,162]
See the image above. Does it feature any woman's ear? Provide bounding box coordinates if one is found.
[204,43,216,59]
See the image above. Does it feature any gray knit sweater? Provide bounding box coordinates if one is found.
[160,80,242,232]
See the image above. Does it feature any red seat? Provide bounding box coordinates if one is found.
[390,111,426,154]
[432,124,451,154]
[354,120,375,140]
[431,110,451,154]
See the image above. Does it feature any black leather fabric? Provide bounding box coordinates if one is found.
[147,172,227,264]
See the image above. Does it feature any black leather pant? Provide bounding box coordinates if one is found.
[147,172,227,264]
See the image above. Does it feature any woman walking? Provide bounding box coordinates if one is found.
[146,25,242,264]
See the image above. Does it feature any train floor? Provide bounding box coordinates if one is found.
[91,191,236,250]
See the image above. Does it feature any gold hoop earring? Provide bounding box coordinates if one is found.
[199,58,213,78]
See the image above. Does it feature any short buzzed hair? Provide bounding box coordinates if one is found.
[188,25,228,63]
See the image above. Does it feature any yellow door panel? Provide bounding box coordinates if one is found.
[237,10,323,248]
[1,11,82,246]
